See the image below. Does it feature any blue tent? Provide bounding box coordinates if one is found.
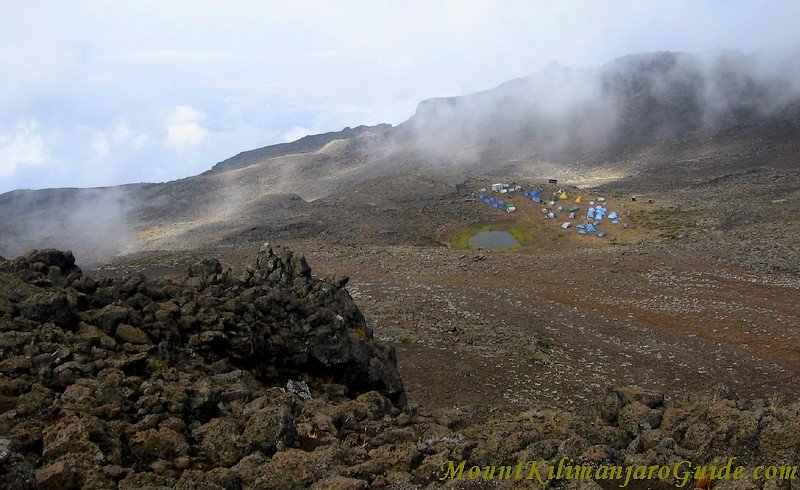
[612,219,620,225]
[598,231,606,238]
[609,211,618,219]
[577,223,586,229]
[479,194,485,199]
[493,203,499,209]
[532,196,542,203]
[484,198,491,203]
[531,190,540,196]
[587,208,596,219]
[488,197,495,203]
[587,224,596,232]
[593,220,602,226]
[498,199,505,205]
[577,229,587,235]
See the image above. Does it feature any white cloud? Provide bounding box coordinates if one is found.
[131,50,234,62]
[0,120,47,177]
[282,126,312,142]
[90,121,149,159]
[111,121,133,143]
[132,133,150,149]
[90,131,110,158]
[164,106,210,149]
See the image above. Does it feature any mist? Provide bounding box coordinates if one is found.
[0,186,136,264]
[394,50,800,168]
[3,2,800,194]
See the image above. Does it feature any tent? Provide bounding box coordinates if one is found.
[493,203,500,209]
[561,222,572,229]
[479,194,485,199]
[568,205,580,213]
[498,199,505,205]
[547,212,555,219]
[577,223,586,229]
[568,212,576,219]
[598,231,606,238]
[575,196,583,203]
[608,211,618,219]
[577,229,587,235]
[612,220,621,225]
[506,205,516,213]
[556,206,563,212]
[587,208,596,219]
[532,196,542,204]
[586,224,596,232]
[559,192,568,200]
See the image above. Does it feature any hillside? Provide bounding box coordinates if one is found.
[1,51,799,262]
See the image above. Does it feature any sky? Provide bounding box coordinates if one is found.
[1,1,799,193]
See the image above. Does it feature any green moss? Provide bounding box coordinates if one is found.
[148,357,168,374]
[349,328,367,338]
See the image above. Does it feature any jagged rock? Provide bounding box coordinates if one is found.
[240,394,299,454]
[35,461,76,490]
[128,428,189,465]
[83,305,131,335]
[115,324,150,345]
[311,475,369,489]
[18,292,74,327]
[193,418,250,467]
[0,438,35,490]
[617,401,663,436]
[287,379,312,400]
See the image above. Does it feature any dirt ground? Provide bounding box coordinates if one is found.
[92,232,800,415]
[299,242,800,411]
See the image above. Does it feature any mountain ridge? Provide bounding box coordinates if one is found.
[1,50,799,260]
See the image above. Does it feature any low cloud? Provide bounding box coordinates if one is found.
[91,121,149,159]
[0,120,48,177]
[164,106,210,149]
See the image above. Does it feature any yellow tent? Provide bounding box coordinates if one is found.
[574,195,582,203]
[559,192,568,200]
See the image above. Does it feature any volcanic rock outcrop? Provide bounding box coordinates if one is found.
[0,245,407,488]
[1,247,799,489]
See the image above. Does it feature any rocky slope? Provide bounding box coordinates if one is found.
[1,246,799,489]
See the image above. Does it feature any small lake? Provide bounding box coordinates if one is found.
[467,230,520,249]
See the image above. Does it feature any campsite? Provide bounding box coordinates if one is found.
[450,180,661,251]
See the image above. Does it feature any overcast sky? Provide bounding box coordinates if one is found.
[1,1,799,193]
